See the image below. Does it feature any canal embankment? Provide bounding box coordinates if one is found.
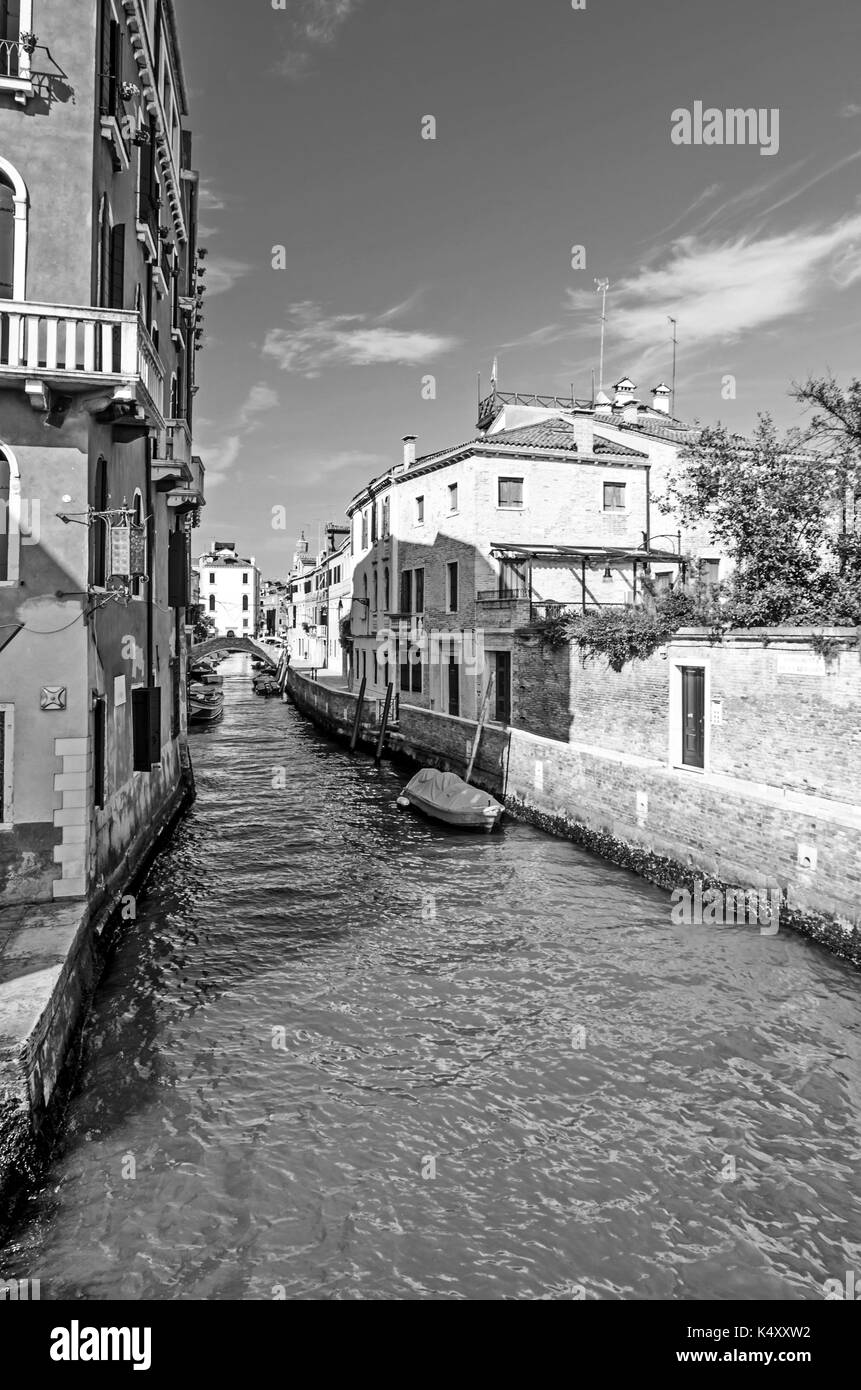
[285,633,861,971]
[0,767,195,1218]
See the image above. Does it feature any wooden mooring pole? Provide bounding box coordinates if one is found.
[375,683,394,763]
[350,677,367,752]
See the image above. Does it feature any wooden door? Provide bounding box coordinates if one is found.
[681,666,705,768]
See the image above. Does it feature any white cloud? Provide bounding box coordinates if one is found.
[205,256,254,297]
[198,435,241,490]
[238,382,279,427]
[565,212,861,369]
[198,181,227,211]
[841,102,861,118]
[276,0,365,79]
[262,300,457,375]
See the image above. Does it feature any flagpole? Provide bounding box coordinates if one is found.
[595,279,609,393]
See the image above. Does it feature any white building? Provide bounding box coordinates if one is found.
[195,541,261,638]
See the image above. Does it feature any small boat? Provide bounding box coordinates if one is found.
[189,698,224,725]
[397,768,504,832]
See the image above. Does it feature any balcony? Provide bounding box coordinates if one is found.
[0,301,165,427]
[0,39,34,104]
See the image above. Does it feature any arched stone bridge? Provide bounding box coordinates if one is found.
[190,635,279,670]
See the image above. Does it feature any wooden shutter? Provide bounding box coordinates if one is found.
[132,687,161,771]
[414,568,424,614]
[93,698,106,809]
[99,2,115,115]
[1,2,21,39]
[168,529,189,607]
[400,569,411,614]
[109,223,125,309]
[0,181,14,300]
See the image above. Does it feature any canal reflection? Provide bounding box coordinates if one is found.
[2,656,861,1300]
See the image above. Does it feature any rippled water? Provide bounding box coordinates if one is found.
[2,656,861,1300]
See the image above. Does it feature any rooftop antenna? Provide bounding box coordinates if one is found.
[668,316,678,418]
[595,278,610,392]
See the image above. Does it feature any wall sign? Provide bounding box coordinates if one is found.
[41,687,67,711]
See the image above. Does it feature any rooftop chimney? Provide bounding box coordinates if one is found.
[613,377,637,408]
[651,383,671,415]
[403,435,417,468]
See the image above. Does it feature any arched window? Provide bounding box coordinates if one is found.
[383,566,390,612]
[209,594,215,613]
[0,157,28,300]
[0,443,21,584]
[242,594,249,612]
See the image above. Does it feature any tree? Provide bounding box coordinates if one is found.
[792,374,861,582]
[660,413,847,624]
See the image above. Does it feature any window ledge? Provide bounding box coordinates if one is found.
[100,115,131,171]
[0,75,34,104]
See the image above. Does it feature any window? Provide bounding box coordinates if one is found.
[416,496,424,525]
[499,559,526,599]
[0,445,10,581]
[131,491,145,597]
[498,477,523,509]
[382,495,390,538]
[383,566,390,612]
[90,456,109,587]
[400,569,411,615]
[373,569,378,612]
[209,571,215,583]
[243,618,249,629]
[361,511,368,549]
[603,481,626,511]
[209,594,215,613]
[99,0,123,119]
[447,561,458,613]
[447,642,460,717]
[242,595,249,612]
[0,157,28,300]
[371,503,377,544]
[93,697,107,810]
[448,482,458,513]
[0,704,12,826]
[243,572,249,584]
[491,652,511,725]
[414,567,424,614]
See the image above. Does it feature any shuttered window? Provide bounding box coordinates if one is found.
[0,178,14,300]
[0,448,9,581]
[0,1,21,76]
[132,687,161,772]
[168,529,189,608]
[399,569,411,614]
[92,457,109,587]
[99,2,121,118]
[414,567,424,614]
[109,223,125,309]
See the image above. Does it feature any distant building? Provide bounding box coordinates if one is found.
[195,542,261,638]
[285,527,351,676]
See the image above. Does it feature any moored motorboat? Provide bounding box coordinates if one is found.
[188,698,224,725]
[397,768,503,832]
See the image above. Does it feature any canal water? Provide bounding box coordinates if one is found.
[2,655,861,1300]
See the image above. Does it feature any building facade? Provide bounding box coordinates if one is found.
[194,541,261,638]
[0,0,204,907]
[285,527,351,676]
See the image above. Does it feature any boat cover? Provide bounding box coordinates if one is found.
[404,768,501,813]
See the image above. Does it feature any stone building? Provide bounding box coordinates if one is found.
[0,0,204,907]
[195,541,261,638]
[285,526,351,676]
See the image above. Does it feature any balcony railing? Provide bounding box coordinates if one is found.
[477,587,530,602]
[0,39,25,78]
[0,301,165,424]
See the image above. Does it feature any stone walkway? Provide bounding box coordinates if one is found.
[0,901,86,1052]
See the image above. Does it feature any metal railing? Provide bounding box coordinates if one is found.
[0,39,30,81]
[477,587,530,602]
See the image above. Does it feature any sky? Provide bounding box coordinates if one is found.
[176,0,861,576]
